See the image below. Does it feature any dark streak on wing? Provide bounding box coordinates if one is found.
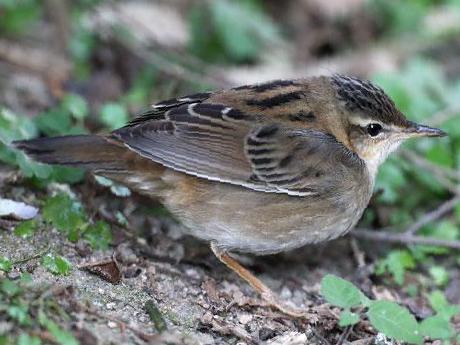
[246,91,304,109]
[255,124,278,138]
[233,80,296,93]
[278,154,293,168]
[126,92,213,126]
[155,92,213,108]
[224,108,249,120]
[288,111,316,122]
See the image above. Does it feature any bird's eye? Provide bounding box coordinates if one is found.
[366,123,383,137]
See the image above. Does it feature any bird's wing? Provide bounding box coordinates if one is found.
[113,101,363,196]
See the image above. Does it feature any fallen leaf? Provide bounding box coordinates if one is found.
[79,254,121,284]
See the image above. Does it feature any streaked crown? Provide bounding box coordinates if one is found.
[331,74,409,127]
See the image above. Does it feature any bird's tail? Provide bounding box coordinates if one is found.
[12,135,130,172]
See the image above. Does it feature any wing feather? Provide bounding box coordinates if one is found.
[113,102,364,196]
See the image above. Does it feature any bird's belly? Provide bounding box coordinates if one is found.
[161,171,369,255]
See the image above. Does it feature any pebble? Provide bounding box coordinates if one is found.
[107,321,117,329]
[279,286,292,299]
[185,268,200,280]
[117,244,137,264]
[106,302,116,310]
[238,313,253,325]
[201,311,213,324]
[7,269,21,280]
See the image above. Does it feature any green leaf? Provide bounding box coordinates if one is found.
[62,94,88,120]
[320,274,364,308]
[375,159,406,203]
[100,103,128,130]
[39,312,79,345]
[0,0,41,34]
[41,253,72,275]
[48,166,85,184]
[367,300,422,344]
[83,221,112,250]
[419,315,454,340]
[427,290,448,313]
[1,279,20,296]
[427,290,460,320]
[0,335,9,345]
[17,334,41,345]
[20,272,33,284]
[14,220,37,238]
[8,304,31,325]
[42,193,86,236]
[189,0,279,63]
[425,142,453,168]
[15,152,53,179]
[429,266,449,286]
[34,109,73,136]
[339,309,360,327]
[376,250,415,285]
[0,256,12,272]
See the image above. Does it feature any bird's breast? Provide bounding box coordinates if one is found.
[161,169,372,255]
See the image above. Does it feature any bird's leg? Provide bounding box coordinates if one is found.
[210,242,308,318]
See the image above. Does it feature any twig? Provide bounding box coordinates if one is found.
[214,319,255,343]
[0,39,70,81]
[426,105,460,127]
[336,325,353,345]
[311,329,332,345]
[78,302,159,342]
[350,238,366,268]
[45,0,71,55]
[89,3,230,89]
[400,149,460,184]
[12,246,50,265]
[404,194,460,236]
[0,218,16,231]
[352,229,460,250]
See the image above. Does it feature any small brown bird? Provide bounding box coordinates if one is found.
[14,75,445,317]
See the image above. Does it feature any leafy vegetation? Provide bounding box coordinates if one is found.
[0,274,79,345]
[321,274,459,344]
[1,0,460,343]
[189,0,280,63]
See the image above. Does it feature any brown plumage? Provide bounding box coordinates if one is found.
[13,75,446,317]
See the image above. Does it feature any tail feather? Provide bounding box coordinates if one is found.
[13,135,128,171]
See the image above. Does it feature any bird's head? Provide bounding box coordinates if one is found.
[330,75,446,176]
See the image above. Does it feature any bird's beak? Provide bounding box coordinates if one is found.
[402,121,447,138]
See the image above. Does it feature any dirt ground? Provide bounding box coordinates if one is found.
[1,165,391,345]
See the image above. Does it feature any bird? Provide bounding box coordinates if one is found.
[13,74,446,317]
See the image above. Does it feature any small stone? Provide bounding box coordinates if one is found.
[201,311,213,324]
[116,244,137,264]
[106,302,116,310]
[124,266,142,279]
[238,313,253,325]
[7,270,21,280]
[146,266,156,276]
[267,332,307,345]
[259,328,277,341]
[185,268,200,280]
[107,321,117,328]
[280,286,292,299]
